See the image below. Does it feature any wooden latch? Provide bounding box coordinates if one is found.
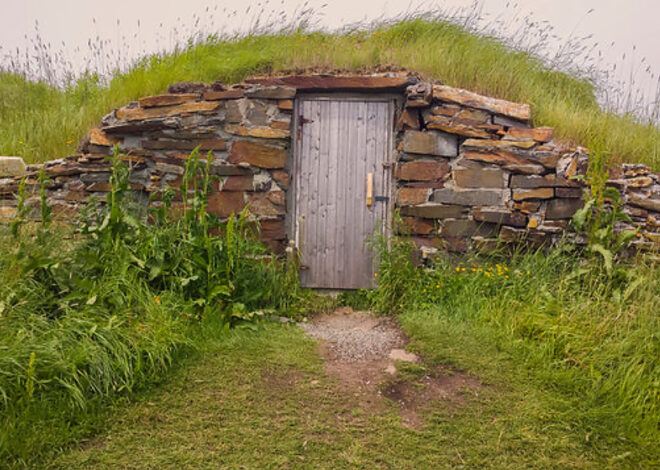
[366,172,374,207]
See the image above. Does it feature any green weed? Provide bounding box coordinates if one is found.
[0,148,305,465]
[368,238,659,461]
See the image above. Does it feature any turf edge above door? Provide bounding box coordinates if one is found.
[293,96,394,289]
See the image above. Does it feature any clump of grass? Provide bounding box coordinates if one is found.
[1,5,658,168]
[369,239,659,461]
[0,148,305,465]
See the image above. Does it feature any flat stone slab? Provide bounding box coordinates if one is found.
[433,85,531,121]
[0,157,26,177]
[432,188,507,206]
[403,130,458,157]
[388,349,420,363]
[245,74,414,90]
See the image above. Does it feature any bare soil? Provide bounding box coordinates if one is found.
[299,307,482,428]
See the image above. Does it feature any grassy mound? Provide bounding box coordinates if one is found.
[1,20,658,168]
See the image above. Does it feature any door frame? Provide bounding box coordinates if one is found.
[288,92,403,287]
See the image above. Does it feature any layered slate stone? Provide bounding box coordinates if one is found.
[225,124,290,139]
[545,198,584,219]
[473,207,527,227]
[512,188,554,201]
[440,219,498,238]
[425,115,493,138]
[510,174,578,189]
[228,141,287,169]
[248,193,286,216]
[397,187,430,206]
[138,93,200,108]
[396,109,421,131]
[115,101,220,121]
[207,191,246,218]
[432,188,507,206]
[453,166,506,188]
[88,128,118,147]
[260,218,287,240]
[203,89,245,100]
[406,82,432,107]
[142,139,227,151]
[432,85,531,121]
[400,203,465,219]
[402,130,458,157]
[460,139,549,175]
[221,175,254,191]
[395,160,449,181]
[555,188,583,198]
[244,86,296,99]
[0,157,26,177]
[503,126,553,142]
[400,217,436,235]
[628,194,660,212]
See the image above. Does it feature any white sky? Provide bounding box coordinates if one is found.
[0,0,658,110]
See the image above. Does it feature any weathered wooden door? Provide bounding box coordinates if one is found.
[293,96,394,289]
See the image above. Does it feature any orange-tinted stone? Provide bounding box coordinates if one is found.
[228,141,287,169]
[138,93,199,108]
[207,191,246,218]
[396,187,430,206]
[396,160,449,181]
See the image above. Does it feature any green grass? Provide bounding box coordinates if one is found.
[46,315,655,469]
[367,238,659,463]
[1,20,659,168]
[2,207,657,467]
[0,153,307,466]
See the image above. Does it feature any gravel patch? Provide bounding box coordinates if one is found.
[299,308,404,362]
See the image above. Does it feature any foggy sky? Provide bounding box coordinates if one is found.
[1,0,658,103]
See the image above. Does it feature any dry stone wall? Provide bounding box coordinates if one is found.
[0,81,296,252]
[0,71,658,257]
[393,81,659,254]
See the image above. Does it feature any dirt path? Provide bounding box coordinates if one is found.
[49,311,612,469]
[299,307,481,428]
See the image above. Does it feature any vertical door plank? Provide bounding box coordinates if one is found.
[356,101,368,287]
[337,100,350,287]
[362,102,381,281]
[297,100,310,286]
[318,101,331,287]
[350,100,363,287]
[305,100,322,286]
[311,100,323,287]
[325,100,339,288]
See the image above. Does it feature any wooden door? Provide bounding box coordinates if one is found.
[293,96,394,289]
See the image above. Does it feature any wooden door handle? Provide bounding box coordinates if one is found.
[366,172,373,207]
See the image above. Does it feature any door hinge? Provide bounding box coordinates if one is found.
[375,196,389,203]
[382,162,393,169]
[300,116,314,125]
